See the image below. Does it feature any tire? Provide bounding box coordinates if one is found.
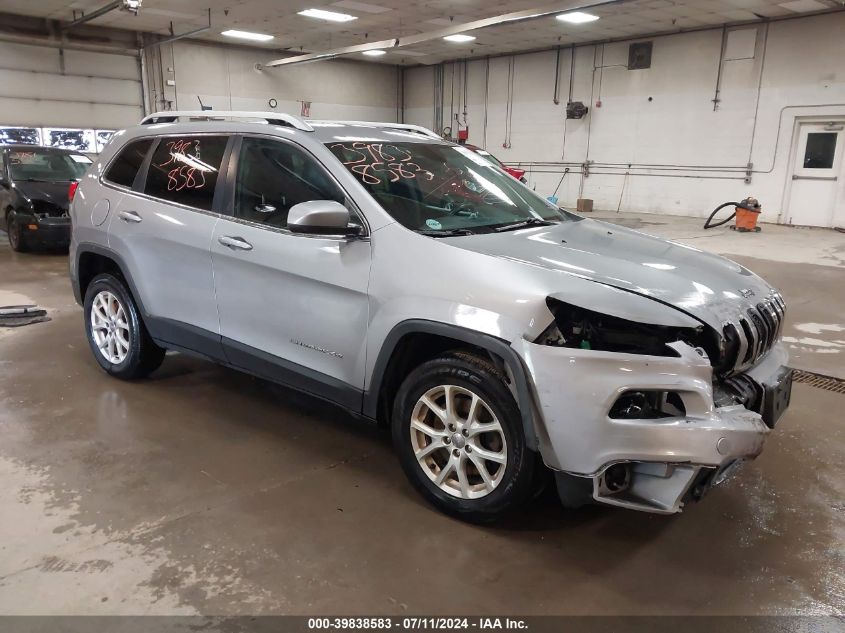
[7,214,29,252]
[83,273,165,379]
[392,351,536,522]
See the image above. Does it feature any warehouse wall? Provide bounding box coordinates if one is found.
[146,40,400,123]
[0,40,143,129]
[403,12,845,226]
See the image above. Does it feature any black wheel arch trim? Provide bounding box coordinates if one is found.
[364,319,540,450]
[73,243,144,309]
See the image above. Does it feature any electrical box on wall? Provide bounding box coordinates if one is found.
[628,42,653,70]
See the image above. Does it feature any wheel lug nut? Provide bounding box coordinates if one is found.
[465,445,472,453]
[461,429,469,437]
[452,449,460,457]
[444,436,451,444]
[448,424,455,431]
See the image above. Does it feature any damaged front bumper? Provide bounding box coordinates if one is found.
[518,338,789,514]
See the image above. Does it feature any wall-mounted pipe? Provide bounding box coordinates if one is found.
[711,25,728,111]
[553,46,561,105]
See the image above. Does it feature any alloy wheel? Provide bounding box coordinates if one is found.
[410,384,508,499]
[90,290,131,364]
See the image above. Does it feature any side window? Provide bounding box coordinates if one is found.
[145,136,228,211]
[104,139,153,188]
[234,137,345,229]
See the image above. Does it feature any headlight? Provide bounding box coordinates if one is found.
[535,298,714,359]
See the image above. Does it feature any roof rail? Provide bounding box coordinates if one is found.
[140,110,314,132]
[314,120,441,139]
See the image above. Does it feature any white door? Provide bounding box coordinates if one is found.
[786,120,844,227]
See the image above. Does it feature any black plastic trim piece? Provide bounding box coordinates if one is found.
[144,316,226,362]
[364,319,539,449]
[222,337,362,412]
[73,243,139,307]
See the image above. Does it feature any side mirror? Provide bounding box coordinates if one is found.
[288,200,360,236]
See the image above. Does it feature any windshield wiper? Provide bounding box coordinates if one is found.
[493,218,556,232]
[419,228,476,237]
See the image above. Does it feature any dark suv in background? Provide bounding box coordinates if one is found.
[1,144,92,251]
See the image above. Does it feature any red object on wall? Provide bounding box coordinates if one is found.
[463,144,526,182]
[457,128,469,141]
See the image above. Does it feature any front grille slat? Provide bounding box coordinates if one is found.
[724,294,786,375]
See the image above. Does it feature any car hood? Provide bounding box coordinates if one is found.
[447,218,774,330]
[13,181,70,211]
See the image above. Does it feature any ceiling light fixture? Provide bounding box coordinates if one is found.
[221,29,274,41]
[443,33,476,42]
[297,8,358,22]
[362,49,387,56]
[556,11,600,23]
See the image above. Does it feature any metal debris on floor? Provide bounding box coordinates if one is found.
[0,305,50,327]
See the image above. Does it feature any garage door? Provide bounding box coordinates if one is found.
[0,40,143,152]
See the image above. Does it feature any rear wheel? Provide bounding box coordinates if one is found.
[392,351,536,522]
[83,273,165,379]
[7,214,28,252]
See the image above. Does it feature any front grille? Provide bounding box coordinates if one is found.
[31,200,67,217]
[722,293,785,374]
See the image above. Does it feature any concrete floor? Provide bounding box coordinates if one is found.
[0,215,843,617]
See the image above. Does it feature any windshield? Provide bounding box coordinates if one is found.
[473,149,506,169]
[327,141,566,234]
[8,149,91,182]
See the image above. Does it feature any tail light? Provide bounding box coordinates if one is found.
[68,181,79,202]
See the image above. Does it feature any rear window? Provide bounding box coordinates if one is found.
[144,136,228,211]
[8,149,91,182]
[105,139,153,188]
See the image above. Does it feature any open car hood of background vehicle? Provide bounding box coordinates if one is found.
[13,181,70,211]
[447,218,775,330]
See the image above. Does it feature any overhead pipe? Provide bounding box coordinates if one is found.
[264,0,626,67]
[143,9,211,50]
[63,1,123,30]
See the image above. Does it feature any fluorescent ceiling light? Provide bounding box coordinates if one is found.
[297,8,358,22]
[362,49,387,56]
[221,29,274,41]
[443,34,476,42]
[779,0,829,12]
[556,11,599,23]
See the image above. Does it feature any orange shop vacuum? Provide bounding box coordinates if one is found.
[703,197,763,232]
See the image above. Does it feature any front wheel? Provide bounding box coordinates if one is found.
[7,214,29,252]
[83,273,165,379]
[392,351,536,522]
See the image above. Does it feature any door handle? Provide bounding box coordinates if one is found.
[118,210,142,223]
[218,235,253,251]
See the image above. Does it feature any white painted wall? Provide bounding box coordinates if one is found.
[0,40,143,129]
[148,40,399,123]
[403,12,845,227]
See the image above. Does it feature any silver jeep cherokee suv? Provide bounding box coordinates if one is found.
[69,111,792,522]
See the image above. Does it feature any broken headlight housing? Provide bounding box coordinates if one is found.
[535,298,718,359]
